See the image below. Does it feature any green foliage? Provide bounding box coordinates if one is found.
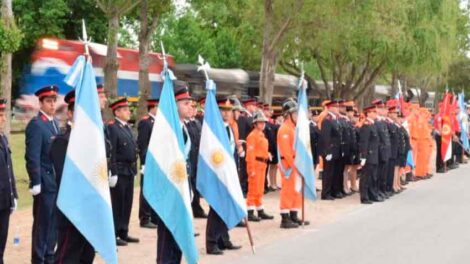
[447,56,470,92]
[13,0,70,49]
[0,21,22,53]
[157,12,243,68]
[156,0,260,69]
[63,0,108,43]
[3,0,470,100]
[278,0,469,98]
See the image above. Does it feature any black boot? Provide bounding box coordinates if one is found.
[290,211,310,226]
[247,210,261,222]
[280,213,299,229]
[257,209,274,220]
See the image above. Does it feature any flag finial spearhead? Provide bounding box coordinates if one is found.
[81,19,91,57]
[197,55,211,81]
[298,62,307,91]
[160,41,168,70]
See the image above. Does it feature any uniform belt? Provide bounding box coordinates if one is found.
[255,157,269,163]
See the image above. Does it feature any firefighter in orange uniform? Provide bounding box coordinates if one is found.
[277,99,309,229]
[415,108,432,178]
[246,111,274,222]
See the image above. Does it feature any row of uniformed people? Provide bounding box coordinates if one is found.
[0,86,436,263]
[315,99,411,205]
[19,83,244,264]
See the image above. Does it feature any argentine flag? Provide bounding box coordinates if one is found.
[197,79,247,229]
[143,69,198,264]
[294,78,317,200]
[57,55,117,263]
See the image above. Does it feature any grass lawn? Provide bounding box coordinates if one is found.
[10,133,141,209]
[10,133,32,209]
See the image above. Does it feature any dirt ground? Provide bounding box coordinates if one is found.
[5,182,371,264]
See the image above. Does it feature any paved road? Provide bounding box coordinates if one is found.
[225,164,470,264]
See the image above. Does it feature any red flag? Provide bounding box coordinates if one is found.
[440,92,453,162]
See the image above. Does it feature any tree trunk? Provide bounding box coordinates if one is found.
[1,0,13,138]
[390,71,398,97]
[263,52,276,104]
[259,0,273,102]
[137,0,151,119]
[104,15,120,99]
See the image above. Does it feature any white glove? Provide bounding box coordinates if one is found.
[30,184,41,196]
[140,165,145,174]
[325,154,332,161]
[360,159,366,166]
[268,153,273,161]
[109,175,118,188]
[11,199,17,212]
[239,151,246,158]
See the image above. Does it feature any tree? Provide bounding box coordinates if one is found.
[63,0,108,44]
[448,57,470,92]
[96,0,140,99]
[279,0,469,104]
[136,0,172,118]
[259,0,303,104]
[1,0,21,136]
[157,1,252,69]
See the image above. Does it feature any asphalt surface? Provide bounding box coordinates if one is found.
[225,164,470,264]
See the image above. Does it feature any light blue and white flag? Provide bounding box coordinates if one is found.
[196,79,247,229]
[458,92,469,151]
[57,55,117,264]
[143,69,198,264]
[406,150,415,168]
[295,78,317,201]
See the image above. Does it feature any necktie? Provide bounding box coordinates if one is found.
[124,124,134,139]
[182,127,188,143]
[51,120,58,134]
[226,126,231,140]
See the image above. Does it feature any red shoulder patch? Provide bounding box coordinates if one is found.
[107,120,115,125]
[40,114,48,122]
[141,115,149,121]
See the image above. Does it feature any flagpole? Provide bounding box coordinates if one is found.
[198,55,256,254]
[244,218,256,254]
[301,177,305,228]
[298,64,306,228]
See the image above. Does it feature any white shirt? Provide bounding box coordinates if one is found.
[115,117,128,126]
[328,111,337,120]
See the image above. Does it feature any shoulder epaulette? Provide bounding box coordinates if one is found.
[40,114,48,122]
[107,120,115,125]
[141,115,150,121]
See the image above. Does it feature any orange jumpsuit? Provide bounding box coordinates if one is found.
[246,129,269,210]
[415,108,432,177]
[277,119,302,213]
